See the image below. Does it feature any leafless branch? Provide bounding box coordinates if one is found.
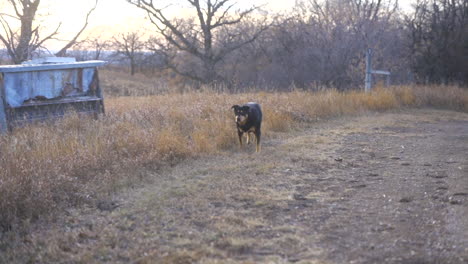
[127,0,267,85]
[55,0,99,56]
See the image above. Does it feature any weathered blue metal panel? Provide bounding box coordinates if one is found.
[0,59,106,132]
[82,68,96,94]
[3,68,98,107]
[0,75,8,132]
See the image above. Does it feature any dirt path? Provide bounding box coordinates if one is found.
[2,109,468,263]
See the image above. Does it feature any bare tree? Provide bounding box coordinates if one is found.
[66,36,111,61]
[85,37,111,60]
[406,0,468,85]
[55,0,99,57]
[112,32,145,75]
[127,0,269,86]
[0,0,98,64]
[250,0,402,90]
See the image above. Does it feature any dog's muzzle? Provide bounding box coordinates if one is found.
[236,115,247,125]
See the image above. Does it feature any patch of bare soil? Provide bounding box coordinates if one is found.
[1,109,467,263]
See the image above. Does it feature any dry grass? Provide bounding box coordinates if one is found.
[100,68,170,97]
[0,78,467,232]
[412,85,468,111]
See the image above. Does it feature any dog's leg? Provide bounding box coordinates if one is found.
[246,133,251,145]
[237,131,243,147]
[255,130,261,152]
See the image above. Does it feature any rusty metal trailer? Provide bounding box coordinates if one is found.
[0,59,106,133]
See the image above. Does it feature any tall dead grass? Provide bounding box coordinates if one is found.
[100,69,170,97]
[0,85,467,231]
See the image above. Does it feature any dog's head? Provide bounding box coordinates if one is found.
[231,105,250,125]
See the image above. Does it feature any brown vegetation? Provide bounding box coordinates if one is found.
[0,75,467,232]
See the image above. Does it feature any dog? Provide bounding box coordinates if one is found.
[231,102,262,152]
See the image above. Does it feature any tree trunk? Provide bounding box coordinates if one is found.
[14,3,40,63]
[131,59,136,76]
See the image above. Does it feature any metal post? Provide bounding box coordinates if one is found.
[0,76,8,133]
[365,48,373,92]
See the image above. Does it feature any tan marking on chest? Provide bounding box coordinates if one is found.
[247,127,256,133]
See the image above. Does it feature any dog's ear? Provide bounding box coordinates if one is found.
[242,105,250,111]
[231,105,239,110]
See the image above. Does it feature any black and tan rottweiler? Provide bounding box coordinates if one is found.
[231,102,262,152]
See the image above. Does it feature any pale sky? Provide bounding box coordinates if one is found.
[48,0,414,36]
[1,0,414,50]
[39,0,296,47]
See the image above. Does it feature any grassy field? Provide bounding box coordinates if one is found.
[0,69,467,232]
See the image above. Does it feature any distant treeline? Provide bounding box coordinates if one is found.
[1,0,467,90]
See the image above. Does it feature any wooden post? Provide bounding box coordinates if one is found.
[365,48,373,92]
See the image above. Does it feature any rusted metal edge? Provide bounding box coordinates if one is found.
[11,96,102,108]
[0,60,106,73]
